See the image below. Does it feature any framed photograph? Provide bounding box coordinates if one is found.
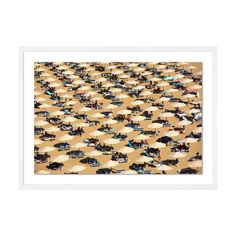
[19,47,217,189]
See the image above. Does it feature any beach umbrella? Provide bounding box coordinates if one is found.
[136,156,153,163]
[61,94,73,99]
[188,108,201,114]
[55,88,66,93]
[141,71,152,76]
[91,71,101,76]
[158,81,169,87]
[90,113,105,119]
[89,130,105,137]
[112,69,123,75]
[183,94,196,100]
[34,91,41,96]
[134,134,149,140]
[103,82,115,88]
[183,138,198,143]
[68,165,86,173]
[45,77,56,82]
[164,69,175,76]
[53,155,69,163]
[166,88,178,94]
[147,123,163,129]
[72,142,87,149]
[103,119,117,125]
[190,84,202,90]
[131,116,146,122]
[105,104,118,110]
[36,97,47,102]
[170,152,186,158]
[73,80,85,85]
[34,139,43,145]
[76,122,89,127]
[172,102,186,108]
[62,70,74,75]
[96,78,107,82]
[40,103,51,108]
[91,97,103,101]
[85,67,94,72]
[178,120,192,126]
[121,170,137,174]
[69,75,79,79]
[181,78,193,84]
[149,77,161,82]
[126,80,138,85]
[117,109,132,115]
[116,94,129,99]
[133,85,145,90]
[79,63,90,67]
[59,134,74,141]
[135,67,146,72]
[103,160,119,168]
[129,63,139,67]
[118,127,133,134]
[156,65,166,69]
[57,65,68,70]
[156,165,173,171]
[118,146,134,154]
[79,107,91,112]
[175,74,185,79]
[178,62,189,69]
[187,66,197,71]
[51,110,64,116]
[40,146,55,152]
[78,86,90,91]
[46,126,60,132]
[107,65,117,70]
[63,116,76,122]
[103,138,120,145]
[193,127,202,134]
[86,150,103,157]
[35,120,48,126]
[150,142,166,149]
[35,67,46,72]
[159,97,170,102]
[164,130,180,137]
[119,74,130,79]
[50,82,61,88]
[41,72,52,77]
[66,101,77,106]
[131,100,144,106]
[178,62,189,66]
[36,170,51,175]
[188,160,202,168]
[191,100,202,105]
[140,91,153,96]
[145,106,158,112]
[159,112,175,119]
[110,88,122,93]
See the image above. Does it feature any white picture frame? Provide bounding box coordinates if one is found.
[19,47,217,189]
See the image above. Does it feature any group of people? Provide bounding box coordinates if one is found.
[34,61,203,174]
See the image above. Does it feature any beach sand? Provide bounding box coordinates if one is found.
[34,62,202,174]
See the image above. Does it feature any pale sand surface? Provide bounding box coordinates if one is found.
[34,62,202,174]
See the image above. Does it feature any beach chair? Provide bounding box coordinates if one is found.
[35,111,49,117]
[67,150,85,159]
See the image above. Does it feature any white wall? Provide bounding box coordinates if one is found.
[0,1,235,235]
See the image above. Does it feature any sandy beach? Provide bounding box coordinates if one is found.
[34,61,202,175]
